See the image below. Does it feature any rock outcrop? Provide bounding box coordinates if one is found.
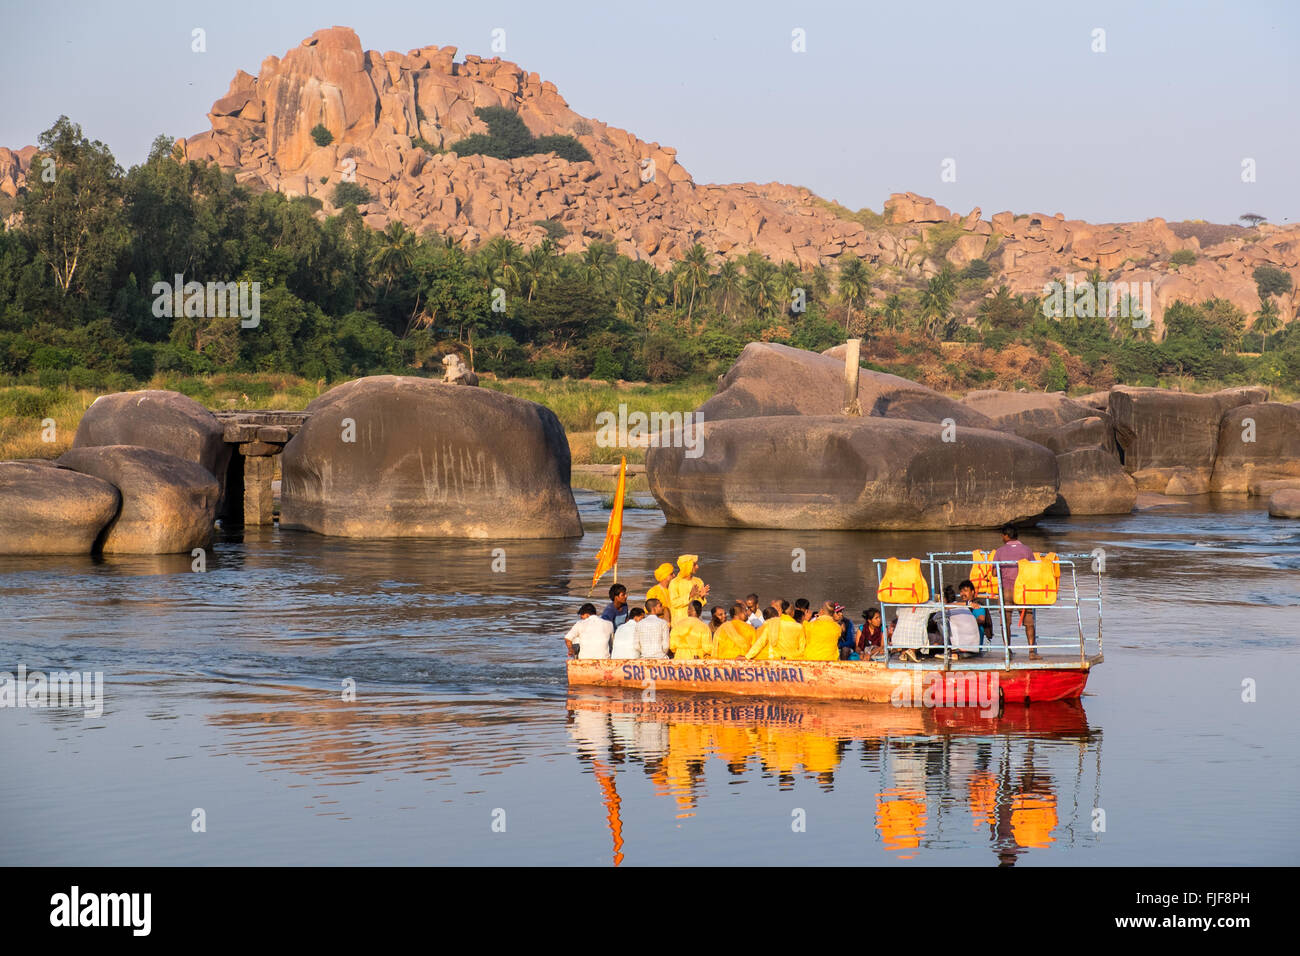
[0,461,122,555]
[1047,448,1137,516]
[1109,386,1268,493]
[57,446,220,553]
[1269,490,1300,518]
[73,390,231,501]
[280,375,581,538]
[1209,403,1300,494]
[647,416,1059,531]
[705,342,993,426]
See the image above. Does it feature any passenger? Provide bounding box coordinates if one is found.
[669,600,713,660]
[857,607,884,660]
[890,605,929,663]
[794,598,811,620]
[746,604,806,661]
[834,604,857,660]
[803,601,842,661]
[942,595,980,659]
[667,554,709,626]
[601,583,630,630]
[958,579,994,648]
[791,607,805,625]
[708,605,727,634]
[611,607,645,658]
[564,602,615,660]
[645,563,675,609]
[636,598,671,658]
[713,603,757,658]
[744,594,764,630]
[994,524,1038,659]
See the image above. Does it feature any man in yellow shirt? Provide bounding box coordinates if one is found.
[645,563,674,610]
[669,600,713,660]
[802,602,843,661]
[712,604,757,658]
[746,601,806,660]
[667,554,709,626]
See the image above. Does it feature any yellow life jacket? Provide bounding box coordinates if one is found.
[970,549,1000,598]
[877,557,930,605]
[1014,558,1059,605]
[1034,552,1061,584]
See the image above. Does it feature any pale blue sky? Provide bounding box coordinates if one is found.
[3,0,1295,224]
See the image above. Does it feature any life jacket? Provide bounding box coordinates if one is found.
[1014,558,1059,605]
[969,549,1000,598]
[878,557,930,605]
[1034,552,1061,584]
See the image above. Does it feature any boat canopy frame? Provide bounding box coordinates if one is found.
[870,552,1104,671]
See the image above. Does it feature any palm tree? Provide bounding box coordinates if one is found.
[838,257,872,332]
[520,244,554,302]
[482,236,522,296]
[682,243,712,321]
[743,260,780,318]
[581,241,615,290]
[714,260,742,318]
[776,261,803,315]
[371,221,416,295]
[883,294,905,331]
[1254,299,1280,352]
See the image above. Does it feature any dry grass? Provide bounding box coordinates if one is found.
[0,387,98,460]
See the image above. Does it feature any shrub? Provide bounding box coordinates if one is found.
[1170,249,1197,267]
[1253,265,1293,299]
[448,107,592,163]
[533,134,592,163]
[961,259,992,280]
[533,218,567,241]
[331,181,372,208]
[592,347,622,382]
[310,124,334,147]
[572,120,592,137]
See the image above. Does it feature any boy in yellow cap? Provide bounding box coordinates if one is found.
[667,554,709,626]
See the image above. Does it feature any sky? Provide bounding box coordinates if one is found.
[2,0,1296,225]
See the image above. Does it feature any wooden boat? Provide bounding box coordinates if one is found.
[567,654,1100,706]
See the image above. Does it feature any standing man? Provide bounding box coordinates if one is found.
[994,524,1037,659]
[668,554,709,626]
[601,583,630,630]
[645,563,675,610]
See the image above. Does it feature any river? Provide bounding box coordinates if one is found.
[1,493,1297,865]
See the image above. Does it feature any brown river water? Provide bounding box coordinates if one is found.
[1,493,1297,865]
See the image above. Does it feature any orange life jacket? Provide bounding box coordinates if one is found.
[878,557,930,605]
[1034,552,1061,584]
[969,549,1000,598]
[1014,558,1059,605]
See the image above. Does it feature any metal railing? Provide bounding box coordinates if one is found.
[870,552,1103,669]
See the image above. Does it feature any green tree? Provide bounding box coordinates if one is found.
[682,243,712,321]
[837,257,872,332]
[310,124,334,147]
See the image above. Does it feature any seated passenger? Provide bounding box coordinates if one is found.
[564,603,614,660]
[601,583,630,630]
[744,594,764,629]
[857,608,884,660]
[611,607,645,659]
[669,600,713,660]
[713,603,757,658]
[958,579,994,648]
[709,605,727,634]
[890,606,930,663]
[636,599,671,659]
[834,604,857,660]
[746,602,806,661]
[803,601,843,661]
[942,601,980,658]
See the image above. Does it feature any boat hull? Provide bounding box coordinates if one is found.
[567,656,1098,705]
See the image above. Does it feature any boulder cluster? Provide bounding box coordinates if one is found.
[0,391,226,555]
[646,343,1300,529]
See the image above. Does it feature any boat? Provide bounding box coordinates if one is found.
[567,551,1104,707]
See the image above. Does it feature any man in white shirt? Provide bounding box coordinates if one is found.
[611,607,645,658]
[564,603,614,660]
[635,598,671,659]
[744,593,764,630]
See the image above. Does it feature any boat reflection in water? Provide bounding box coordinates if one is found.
[567,688,1101,865]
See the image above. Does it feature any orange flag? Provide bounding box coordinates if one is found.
[591,456,626,590]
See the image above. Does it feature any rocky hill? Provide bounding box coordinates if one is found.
[3,25,1297,334]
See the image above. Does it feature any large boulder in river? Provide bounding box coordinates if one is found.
[0,460,121,554]
[1269,490,1300,518]
[57,445,220,553]
[280,375,581,538]
[1018,416,1118,456]
[1047,448,1137,515]
[72,390,230,499]
[646,415,1058,530]
[1209,403,1300,494]
[962,390,1117,455]
[1109,386,1268,493]
[702,342,994,427]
